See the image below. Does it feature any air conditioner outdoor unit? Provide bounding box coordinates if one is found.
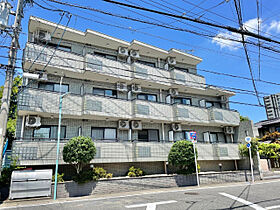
[131,120,142,130]
[116,82,128,92]
[118,47,129,57]
[130,50,140,59]
[34,30,51,42]
[131,84,142,93]
[167,57,176,66]
[22,72,39,80]
[25,116,41,127]
[118,120,129,130]
[172,123,182,132]
[224,126,234,134]
[169,88,179,96]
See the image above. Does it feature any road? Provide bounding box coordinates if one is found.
[2,180,280,210]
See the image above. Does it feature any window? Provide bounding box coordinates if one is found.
[93,88,117,98]
[138,129,159,142]
[137,93,157,102]
[33,126,66,139]
[94,51,117,61]
[175,67,189,73]
[136,60,156,67]
[206,101,214,108]
[174,131,194,141]
[210,133,218,143]
[91,127,117,140]
[174,97,191,105]
[39,82,69,93]
[47,42,71,52]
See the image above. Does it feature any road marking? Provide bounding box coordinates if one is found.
[266,205,280,209]
[219,192,265,210]
[2,179,280,210]
[125,200,177,210]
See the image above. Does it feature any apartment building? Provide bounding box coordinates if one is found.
[264,94,280,120]
[13,16,241,176]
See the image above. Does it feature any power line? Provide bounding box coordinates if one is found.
[101,0,280,46]
[233,0,262,105]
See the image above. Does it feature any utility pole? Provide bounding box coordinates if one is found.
[0,0,25,170]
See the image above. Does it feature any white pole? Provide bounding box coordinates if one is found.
[193,142,200,187]
[248,146,254,183]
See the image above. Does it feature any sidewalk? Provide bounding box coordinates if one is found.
[1,179,280,209]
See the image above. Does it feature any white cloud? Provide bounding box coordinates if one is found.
[212,18,267,51]
[267,20,280,33]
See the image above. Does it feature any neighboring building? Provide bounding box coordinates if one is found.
[13,16,242,176]
[263,93,280,120]
[255,118,280,138]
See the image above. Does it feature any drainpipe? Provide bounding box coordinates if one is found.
[162,123,165,141]
[20,115,25,140]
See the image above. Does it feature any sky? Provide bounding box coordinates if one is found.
[1,0,280,123]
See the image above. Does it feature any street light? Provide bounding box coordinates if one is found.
[54,91,69,200]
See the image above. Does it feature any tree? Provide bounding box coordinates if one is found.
[261,132,280,143]
[258,143,280,159]
[238,138,259,158]
[240,116,250,122]
[168,140,197,174]
[0,75,22,141]
[63,136,96,174]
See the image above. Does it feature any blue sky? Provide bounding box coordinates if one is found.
[1,0,280,123]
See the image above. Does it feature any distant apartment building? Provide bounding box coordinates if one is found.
[13,16,242,176]
[264,93,280,120]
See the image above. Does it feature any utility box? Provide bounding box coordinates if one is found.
[9,169,52,199]
[0,2,11,30]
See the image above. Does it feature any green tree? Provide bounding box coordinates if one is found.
[0,76,22,141]
[239,138,259,158]
[168,140,197,174]
[258,143,280,159]
[240,116,250,122]
[63,136,96,174]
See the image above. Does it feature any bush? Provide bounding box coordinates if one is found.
[106,173,113,179]
[239,138,259,158]
[168,140,198,174]
[73,170,94,184]
[93,167,107,180]
[52,173,64,183]
[63,136,96,175]
[127,166,144,177]
[0,158,25,186]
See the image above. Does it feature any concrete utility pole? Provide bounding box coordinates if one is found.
[0,0,25,170]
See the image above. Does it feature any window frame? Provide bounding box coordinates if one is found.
[93,87,117,98]
[38,82,69,93]
[94,51,117,61]
[174,97,192,105]
[137,93,158,102]
[136,60,156,67]
[138,129,159,142]
[33,125,66,139]
[91,127,117,140]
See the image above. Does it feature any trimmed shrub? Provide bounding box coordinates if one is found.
[106,173,113,179]
[52,173,64,183]
[127,166,144,177]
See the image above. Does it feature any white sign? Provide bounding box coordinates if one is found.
[245,136,251,143]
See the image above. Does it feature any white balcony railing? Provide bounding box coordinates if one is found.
[209,107,240,126]
[18,88,83,116]
[133,100,173,121]
[85,54,132,80]
[84,94,132,119]
[173,104,209,125]
[170,69,206,88]
[24,43,84,74]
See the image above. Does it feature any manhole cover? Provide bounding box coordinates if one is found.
[184,192,199,195]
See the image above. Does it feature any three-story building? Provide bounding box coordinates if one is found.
[13,16,241,176]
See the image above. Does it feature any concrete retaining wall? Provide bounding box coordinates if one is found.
[52,171,260,198]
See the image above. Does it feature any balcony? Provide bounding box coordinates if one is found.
[170,69,206,88]
[83,94,132,119]
[133,100,173,122]
[209,107,240,126]
[85,54,132,81]
[23,43,84,74]
[132,63,171,87]
[11,140,241,166]
[18,88,83,117]
[173,104,209,125]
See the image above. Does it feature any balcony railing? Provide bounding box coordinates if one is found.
[23,43,207,89]
[12,140,241,166]
[209,107,240,126]
[133,99,173,121]
[24,43,84,74]
[84,94,132,119]
[173,104,209,125]
[18,88,240,125]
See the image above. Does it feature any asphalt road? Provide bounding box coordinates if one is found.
[2,180,280,210]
